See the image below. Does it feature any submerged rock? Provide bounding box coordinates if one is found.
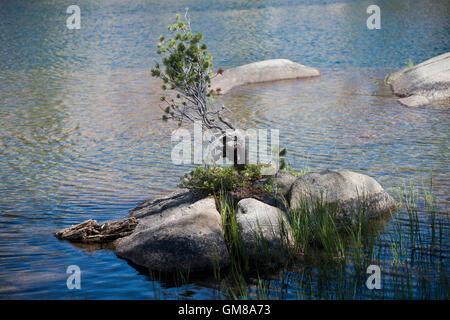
[114,197,230,272]
[289,170,396,223]
[236,198,291,265]
[386,52,450,107]
[211,59,320,94]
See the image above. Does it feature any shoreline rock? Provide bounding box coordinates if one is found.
[55,169,395,273]
[114,197,230,273]
[386,52,450,107]
[289,170,396,224]
[129,189,199,219]
[211,59,320,94]
[236,198,291,266]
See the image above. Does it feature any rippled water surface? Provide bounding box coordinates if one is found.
[0,0,449,299]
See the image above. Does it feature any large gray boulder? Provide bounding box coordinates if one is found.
[271,172,298,198]
[289,170,396,223]
[236,198,291,265]
[115,197,230,272]
[129,190,198,219]
[387,52,450,107]
[211,59,319,94]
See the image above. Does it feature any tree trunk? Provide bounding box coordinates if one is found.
[55,217,138,243]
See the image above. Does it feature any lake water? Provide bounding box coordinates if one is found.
[0,0,448,299]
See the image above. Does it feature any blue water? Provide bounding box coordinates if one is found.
[0,0,449,299]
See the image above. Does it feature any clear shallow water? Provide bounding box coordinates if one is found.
[0,0,449,299]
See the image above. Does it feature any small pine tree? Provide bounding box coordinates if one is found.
[152,9,243,166]
[151,8,234,133]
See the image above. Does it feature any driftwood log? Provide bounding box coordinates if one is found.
[55,217,138,243]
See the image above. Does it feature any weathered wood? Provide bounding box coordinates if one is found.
[55,217,138,243]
